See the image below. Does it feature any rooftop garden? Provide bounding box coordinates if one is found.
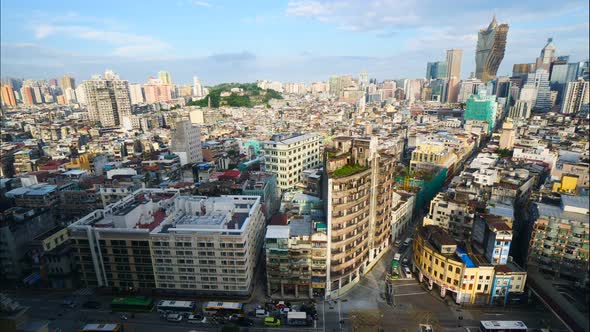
[332,163,367,178]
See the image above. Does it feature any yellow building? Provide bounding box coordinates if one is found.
[410,144,457,172]
[413,225,524,304]
[65,153,93,171]
[552,174,578,194]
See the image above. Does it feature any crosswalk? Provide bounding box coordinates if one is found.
[73,288,94,296]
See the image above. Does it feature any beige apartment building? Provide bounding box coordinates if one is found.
[324,136,397,298]
[262,133,322,191]
[410,144,458,172]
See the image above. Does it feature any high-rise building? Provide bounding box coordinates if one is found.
[20,86,34,105]
[550,61,580,103]
[512,64,535,78]
[82,70,132,127]
[261,133,322,191]
[193,76,203,97]
[157,70,172,85]
[499,118,515,149]
[464,89,497,134]
[64,88,77,103]
[426,61,448,80]
[59,75,75,90]
[561,78,589,114]
[359,70,369,88]
[144,78,172,103]
[527,69,551,111]
[475,16,509,82]
[170,120,203,166]
[508,100,531,119]
[430,79,448,102]
[577,60,589,80]
[324,137,397,298]
[446,49,463,103]
[458,77,484,103]
[1,85,17,107]
[75,85,87,105]
[129,84,145,105]
[535,38,557,72]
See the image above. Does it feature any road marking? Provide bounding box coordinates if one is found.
[394,291,428,297]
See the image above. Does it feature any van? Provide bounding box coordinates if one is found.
[255,309,269,317]
[264,317,281,326]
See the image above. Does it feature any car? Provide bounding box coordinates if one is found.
[404,267,412,279]
[264,317,281,327]
[188,314,207,324]
[166,313,183,322]
[275,301,287,309]
[234,317,254,327]
[82,301,101,309]
[61,299,76,308]
[120,315,128,321]
[255,309,269,317]
[394,240,402,247]
[401,258,409,267]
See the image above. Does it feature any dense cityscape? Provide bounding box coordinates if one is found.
[0,2,589,332]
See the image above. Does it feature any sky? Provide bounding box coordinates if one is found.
[1,0,588,85]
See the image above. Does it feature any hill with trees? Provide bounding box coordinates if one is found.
[186,83,282,108]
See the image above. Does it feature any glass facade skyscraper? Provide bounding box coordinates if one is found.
[426,61,448,80]
[476,16,509,82]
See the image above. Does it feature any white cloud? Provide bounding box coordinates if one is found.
[192,1,212,7]
[32,24,170,57]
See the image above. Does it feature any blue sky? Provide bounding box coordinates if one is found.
[1,0,588,84]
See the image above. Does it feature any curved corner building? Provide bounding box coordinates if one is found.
[324,137,396,298]
[475,16,509,83]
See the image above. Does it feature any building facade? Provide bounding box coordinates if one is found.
[170,120,203,166]
[82,71,132,127]
[561,78,589,114]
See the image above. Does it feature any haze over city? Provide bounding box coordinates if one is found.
[1,0,589,83]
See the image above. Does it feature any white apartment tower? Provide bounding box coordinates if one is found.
[129,84,145,105]
[262,133,322,191]
[193,76,203,97]
[561,78,589,114]
[82,71,132,127]
[171,120,203,166]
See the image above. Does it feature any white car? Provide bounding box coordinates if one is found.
[404,267,413,279]
[166,313,183,322]
[187,314,207,324]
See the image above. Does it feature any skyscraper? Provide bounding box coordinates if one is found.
[426,61,448,80]
[20,86,34,105]
[192,76,203,97]
[446,49,463,103]
[475,16,509,82]
[535,38,557,72]
[59,75,75,90]
[561,78,589,114]
[82,70,131,127]
[1,85,17,107]
[512,64,535,78]
[157,70,172,85]
[527,69,551,111]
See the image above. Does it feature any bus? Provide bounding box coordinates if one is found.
[78,323,121,332]
[110,296,154,312]
[479,321,527,332]
[202,302,244,316]
[156,300,196,315]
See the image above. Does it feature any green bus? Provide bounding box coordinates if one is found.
[111,296,155,312]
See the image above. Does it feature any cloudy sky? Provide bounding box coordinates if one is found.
[1,0,588,85]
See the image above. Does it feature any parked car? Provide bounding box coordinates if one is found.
[404,267,413,279]
[264,317,281,327]
[82,301,101,309]
[166,313,183,322]
[61,299,76,308]
[394,240,402,247]
[234,317,254,327]
[255,309,269,317]
[188,314,207,324]
[401,258,409,267]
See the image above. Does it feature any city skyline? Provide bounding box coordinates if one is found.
[1,0,589,84]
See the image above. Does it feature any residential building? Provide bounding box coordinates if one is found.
[193,76,203,97]
[499,119,515,150]
[390,191,415,242]
[423,192,473,240]
[1,85,16,107]
[324,136,397,298]
[475,16,509,82]
[472,215,513,265]
[261,133,322,191]
[20,86,34,105]
[464,89,497,134]
[68,189,179,288]
[561,78,589,114]
[458,77,484,103]
[59,75,75,90]
[170,120,203,166]
[529,195,589,283]
[150,195,265,296]
[129,84,145,105]
[144,78,172,103]
[82,71,132,127]
[508,100,531,120]
[158,71,172,85]
[410,144,458,172]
